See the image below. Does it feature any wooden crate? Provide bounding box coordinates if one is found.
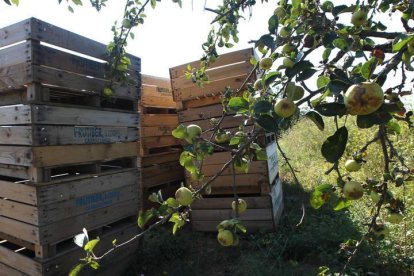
[0,18,140,111]
[187,140,279,195]
[0,217,140,276]
[190,176,284,232]
[138,75,184,200]
[170,48,255,110]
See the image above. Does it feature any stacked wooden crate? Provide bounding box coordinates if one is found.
[170,48,283,232]
[138,74,183,208]
[0,18,140,275]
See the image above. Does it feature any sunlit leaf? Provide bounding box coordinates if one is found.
[321,127,348,163]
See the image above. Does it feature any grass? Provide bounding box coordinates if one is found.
[122,116,414,275]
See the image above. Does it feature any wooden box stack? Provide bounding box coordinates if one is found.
[170,49,283,232]
[0,18,141,275]
[138,74,184,208]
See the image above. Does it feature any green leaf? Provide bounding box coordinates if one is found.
[256,114,279,132]
[166,197,179,208]
[256,34,276,51]
[268,15,278,34]
[264,71,280,86]
[172,124,187,139]
[3,0,12,5]
[322,48,332,62]
[68,5,74,12]
[332,5,349,16]
[297,68,317,81]
[392,34,414,52]
[356,112,392,128]
[310,184,333,209]
[235,223,247,233]
[387,120,401,135]
[321,126,348,163]
[328,79,350,94]
[69,264,85,276]
[333,198,353,211]
[10,0,18,5]
[285,60,314,78]
[228,97,249,112]
[72,0,82,5]
[179,151,195,166]
[138,209,155,229]
[317,75,330,89]
[332,38,349,51]
[305,111,325,131]
[253,101,273,114]
[169,213,185,235]
[314,103,347,117]
[89,261,100,270]
[321,1,334,12]
[150,0,156,8]
[255,149,268,161]
[84,238,99,253]
[292,0,301,8]
[361,57,378,80]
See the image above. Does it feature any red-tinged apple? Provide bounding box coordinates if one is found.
[217,229,234,247]
[231,198,247,214]
[344,82,384,115]
[345,159,361,172]
[274,98,296,118]
[175,187,193,206]
[343,181,364,200]
[259,57,273,70]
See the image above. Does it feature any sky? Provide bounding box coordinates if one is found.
[0,0,274,77]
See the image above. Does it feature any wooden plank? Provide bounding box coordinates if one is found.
[172,62,252,92]
[141,85,176,109]
[0,105,31,125]
[0,41,30,68]
[142,161,184,188]
[191,220,274,232]
[0,164,29,179]
[0,199,138,245]
[0,232,35,251]
[200,161,268,177]
[139,136,181,149]
[0,125,137,146]
[141,74,170,88]
[32,42,106,79]
[0,244,40,276]
[178,104,230,123]
[180,94,223,110]
[191,208,273,221]
[138,149,181,167]
[170,48,254,78]
[191,195,271,209]
[187,173,266,190]
[140,125,176,137]
[173,73,250,102]
[140,114,178,127]
[0,184,138,225]
[31,105,138,127]
[182,115,251,131]
[0,146,33,166]
[0,262,26,276]
[0,18,30,48]
[32,143,137,167]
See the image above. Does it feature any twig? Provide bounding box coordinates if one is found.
[275,137,301,187]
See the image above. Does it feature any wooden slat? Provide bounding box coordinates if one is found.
[142,161,184,188]
[139,136,181,150]
[0,42,30,69]
[0,105,31,125]
[140,114,178,127]
[172,62,252,91]
[178,104,230,123]
[200,161,268,177]
[0,261,27,276]
[141,85,176,109]
[0,18,30,48]
[140,125,176,137]
[170,48,253,78]
[191,220,274,232]
[0,125,137,146]
[0,244,41,276]
[191,208,273,221]
[0,199,138,245]
[0,164,29,180]
[191,195,271,209]
[178,94,223,110]
[141,74,170,88]
[182,115,250,131]
[138,149,181,167]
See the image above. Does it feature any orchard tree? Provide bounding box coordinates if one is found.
[3,0,413,274]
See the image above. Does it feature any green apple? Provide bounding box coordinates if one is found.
[253,78,263,91]
[351,10,368,27]
[103,87,113,97]
[217,229,234,247]
[274,98,296,118]
[345,159,361,172]
[259,57,273,70]
[231,198,247,214]
[286,83,304,101]
[344,82,384,115]
[214,131,231,144]
[369,191,381,204]
[175,187,193,206]
[283,57,295,68]
[279,26,292,38]
[186,124,202,141]
[343,181,363,200]
[282,44,295,55]
[407,44,414,55]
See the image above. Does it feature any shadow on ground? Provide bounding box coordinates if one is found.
[122,182,408,276]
